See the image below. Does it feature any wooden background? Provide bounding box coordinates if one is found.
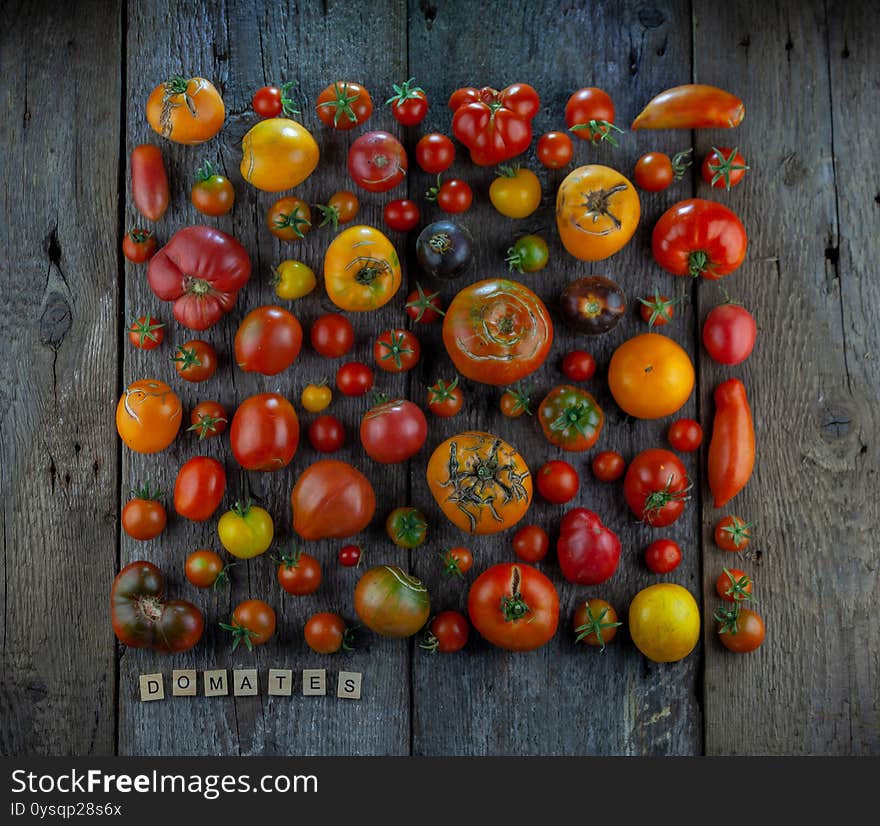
[1,0,877,756]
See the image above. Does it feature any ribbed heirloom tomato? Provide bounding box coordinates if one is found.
[230,393,299,471]
[324,225,402,312]
[291,460,376,541]
[116,379,182,454]
[234,305,302,376]
[240,117,320,192]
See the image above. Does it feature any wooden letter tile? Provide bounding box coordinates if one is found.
[337,671,362,700]
[268,668,293,696]
[203,669,228,697]
[139,673,164,702]
[302,668,326,696]
[172,669,197,697]
[233,669,258,696]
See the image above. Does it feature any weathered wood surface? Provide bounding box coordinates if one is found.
[0,0,877,756]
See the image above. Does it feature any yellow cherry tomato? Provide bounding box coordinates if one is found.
[301,382,332,413]
[240,117,319,192]
[628,583,700,662]
[489,166,542,218]
[274,260,316,300]
[324,225,402,312]
[217,501,274,559]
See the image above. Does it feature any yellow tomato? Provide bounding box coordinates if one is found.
[274,260,316,300]
[240,117,319,192]
[556,164,640,260]
[115,379,182,454]
[217,502,274,559]
[489,167,542,218]
[301,383,331,413]
[607,333,694,419]
[629,584,700,662]
[323,225,402,312]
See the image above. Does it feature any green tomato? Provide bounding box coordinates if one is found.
[506,234,549,274]
[218,501,274,559]
[386,507,428,549]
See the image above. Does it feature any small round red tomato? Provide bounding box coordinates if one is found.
[668,418,703,452]
[415,133,455,174]
[305,612,353,654]
[565,87,621,144]
[173,456,226,522]
[634,149,692,192]
[267,196,312,241]
[387,78,428,126]
[561,350,595,382]
[716,606,765,653]
[252,82,297,118]
[191,162,235,217]
[384,199,420,232]
[185,549,228,588]
[316,190,359,230]
[311,313,355,358]
[275,547,322,596]
[348,131,407,193]
[336,361,374,396]
[536,460,579,505]
[316,81,372,130]
[714,515,753,552]
[172,340,218,383]
[421,611,469,653]
[386,507,428,549]
[440,547,473,577]
[592,450,625,482]
[405,283,444,324]
[374,328,420,373]
[308,414,345,453]
[230,393,299,471]
[536,131,573,168]
[512,524,549,563]
[499,384,532,418]
[573,598,621,651]
[235,305,303,376]
[429,178,472,214]
[128,314,165,350]
[644,538,682,574]
[338,544,362,568]
[188,400,228,440]
[122,229,157,263]
[121,483,166,541]
[360,399,427,464]
[702,147,749,190]
[623,449,691,527]
[703,302,757,365]
[427,377,463,418]
[638,289,682,328]
[222,600,276,650]
[716,567,754,602]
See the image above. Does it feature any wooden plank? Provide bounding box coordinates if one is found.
[694,0,879,754]
[408,0,702,755]
[0,0,120,756]
[117,0,410,756]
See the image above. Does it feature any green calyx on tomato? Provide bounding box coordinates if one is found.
[377,330,415,370]
[670,148,694,179]
[385,77,424,105]
[354,256,392,286]
[272,546,307,570]
[218,618,261,652]
[538,386,603,451]
[503,383,533,416]
[706,146,749,190]
[721,517,754,548]
[186,413,227,440]
[317,81,362,126]
[272,206,311,238]
[574,602,622,652]
[714,601,744,635]
[277,81,299,117]
[643,474,693,522]
[194,161,220,183]
[428,376,459,404]
[170,345,202,370]
[719,567,754,603]
[130,481,164,501]
[424,175,445,203]
[406,283,445,321]
[638,288,684,328]
[387,507,428,549]
[314,202,342,230]
[570,119,624,146]
[129,316,165,347]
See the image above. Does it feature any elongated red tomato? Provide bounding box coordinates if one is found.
[708,378,755,508]
[131,144,169,222]
[631,84,745,130]
[230,393,299,471]
[173,456,226,522]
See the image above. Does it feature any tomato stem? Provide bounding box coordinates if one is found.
[500,566,530,622]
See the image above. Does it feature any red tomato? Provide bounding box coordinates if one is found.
[336,361,374,397]
[185,550,227,588]
[308,415,345,454]
[383,199,420,232]
[128,314,164,350]
[310,313,355,358]
[304,612,353,654]
[421,611,469,653]
[440,547,473,577]
[405,284,444,324]
[315,191,359,229]
[565,87,621,145]
[173,456,226,522]
[703,303,757,365]
[276,548,322,596]
[592,450,626,482]
[291,460,376,541]
[230,393,299,471]
[187,400,228,440]
[573,598,621,651]
[714,515,753,552]
[360,399,427,464]
[623,449,691,527]
[468,563,559,651]
[374,328,420,373]
[634,149,692,192]
[338,544,362,568]
[512,524,550,563]
[716,567,754,602]
[701,147,749,190]
[234,305,302,376]
[252,82,297,118]
[123,229,158,264]
[430,178,472,214]
[638,290,681,328]
[561,350,596,382]
[644,538,682,573]
[121,485,166,541]
[387,78,428,126]
[348,131,407,192]
[557,508,621,585]
[716,606,765,653]
[316,81,372,130]
[415,133,455,174]
[536,460,579,505]
[427,377,463,418]
[536,131,573,168]
[668,418,703,452]
[172,340,218,383]
[131,144,169,222]
[222,600,276,650]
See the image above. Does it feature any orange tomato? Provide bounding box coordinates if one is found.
[146,76,225,145]
[427,431,532,535]
[115,379,182,453]
[608,333,694,419]
[556,164,640,261]
[240,117,319,192]
[323,225,402,312]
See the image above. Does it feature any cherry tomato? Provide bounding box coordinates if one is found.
[536,460,579,505]
[415,133,455,174]
[592,450,625,483]
[374,328,420,373]
[267,196,312,242]
[121,483,166,541]
[252,82,297,118]
[338,544,363,568]
[301,382,331,413]
[311,313,355,358]
[386,78,428,126]
[702,146,749,190]
[221,600,276,650]
[421,611,469,653]
[185,550,228,588]
[561,350,596,382]
[644,538,682,574]
[172,340,218,383]
[499,384,532,418]
[304,612,353,654]
[405,283,444,324]
[427,377,463,418]
[315,191,359,230]
[308,414,345,453]
[383,199,420,232]
[187,400,228,440]
[716,606,765,653]
[668,418,703,452]
[638,289,682,328]
[348,131,407,193]
[128,314,165,350]
[565,87,621,145]
[316,81,372,130]
[573,598,621,651]
[715,567,754,602]
[505,234,548,274]
[512,524,550,563]
[703,302,757,365]
[122,229,157,263]
[427,177,472,214]
[273,260,316,301]
[714,515,753,552]
[440,547,473,578]
[336,361,374,396]
[536,131,573,168]
[634,149,692,192]
[191,162,235,216]
[275,547,322,596]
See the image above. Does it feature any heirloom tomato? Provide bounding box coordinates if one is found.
[240,117,319,192]
[374,328,420,373]
[442,278,552,386]
[708,379,755,508]
[291,460,376,541]
[489,166,541,218]
[173,456,226,522]
[415,220,473,279]
[428,178,472,214]
[386,507,428,549]
[387,78,428,126]
[116,379,182,454]
[234,305,303,376]
[191,162,234,216]
[121,483,166,541]
[305,613,353,654]
[275,547,322,596]
[130,145,169,222]
[557,508,621,585]
[146,75,224,144]
[273,260,316,301]
[468,563,558,651]
[123,230,158,264]
[230,393,299,471]
[308,414,344,453]
[218,502,274,559]
[421,611,469,653]
[573,599,621,651]
[441,547,473,577]
[560,275,627,335]
[556,165,640,260]
[512,525,550,562]
[623,448,691,527]
[638,289,681,328]
[316,81,372,130]
[427,431,532,535]
[536,131,573,168]
[405,284,444,323]
[632,84,745,130]
[310,313,354,358]
[629,583,700,663]
[324,225,402,312]
[565,87,621,145]
[716,606,764,653]
[188,400,227,440]
[221,600,276,650]
[171,339,218,383]
[185,550,228,589]
[506,234,548,274]
[607,333,694,419]
[355,565,431,638]
[538,385,604,452]
[360,399,427,464]
[301,383,331,413]
[536,460,579,504]
[499,384,532,418]
[348,131,407,193]
[415,133,455,174]
[336,362,374,397]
